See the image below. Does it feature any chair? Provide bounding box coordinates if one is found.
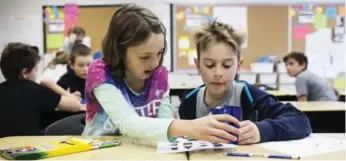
[44,113,86,135]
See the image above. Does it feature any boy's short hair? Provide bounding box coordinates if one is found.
[0,42,41,79]
[283,51,308,70]
[194,20,245,60]
[69,43,92,64]
[67,26,86,37]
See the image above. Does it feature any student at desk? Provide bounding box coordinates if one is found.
[0,43,83,137]
[83,4,242,144]
[56,44,93,100]
[179,21,312,144]
[63,26,86,54]
[40,51,69,82]
[283,52,338,101]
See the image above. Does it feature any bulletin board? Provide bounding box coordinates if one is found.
[290,4,345,78]
[43,5,122,53]
[290,4,345,52]
[173,4,289,72]
[42,4,173,71]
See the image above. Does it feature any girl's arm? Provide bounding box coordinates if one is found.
[157,91,173,118]
[94,84,241,143]
[94,84,175,142]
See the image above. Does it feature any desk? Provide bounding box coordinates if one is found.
[189,134,345,160]
[286,101,345,112]
[0,136,186,160]
[287,101,345,133]
[266,90,346,102]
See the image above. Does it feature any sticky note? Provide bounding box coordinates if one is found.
[193,6,199,13]
[176,11,184,21]
[325,6,337,18]
[294,25,312,40]
[185,8,192,15]
[58,11,64,19]
[204,7,210,14]
[178,51,187,57]
[338,6,345,16]
[316,6,323,14]
[47,34,64,49]
[303,4,310,10]
[45,7,52,14]
[49,14,55,20]
[290,9,296,17]
[314,14,327,29]
[178,36,190,50]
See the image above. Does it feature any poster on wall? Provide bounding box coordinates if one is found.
[63,3,80,36]
[43,6,65,51]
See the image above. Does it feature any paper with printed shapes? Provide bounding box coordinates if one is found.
[157,137,236,154]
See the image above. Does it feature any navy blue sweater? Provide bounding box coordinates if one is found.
[179,82,312,143]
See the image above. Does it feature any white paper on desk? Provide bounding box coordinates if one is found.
[260,134,345,157]
[157,138,236,154]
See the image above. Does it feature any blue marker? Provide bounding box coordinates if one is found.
[224,152,300,160]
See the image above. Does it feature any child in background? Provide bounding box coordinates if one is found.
[83,3,240,143]
[40,51,69,82]
[283,52,338,101]
[0,42,82,137]
[179,21,311,144]
[63,26,86,54]
[57,43,93,100]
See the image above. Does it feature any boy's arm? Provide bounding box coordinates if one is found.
[40,79,83,111]
[41,79,71,97]
[36,83,82,112]
[295,77,308,101]
[243,85,312,142]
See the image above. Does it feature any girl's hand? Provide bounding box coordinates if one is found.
[189,114,241,143]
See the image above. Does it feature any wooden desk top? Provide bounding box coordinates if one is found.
[189,134,345,160]
[0,136,186,160]
[285,101,345,112]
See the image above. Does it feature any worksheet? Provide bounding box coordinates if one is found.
[259,134,345,157]
[157,137,236,154]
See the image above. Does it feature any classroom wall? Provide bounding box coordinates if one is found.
[0,0,344,83]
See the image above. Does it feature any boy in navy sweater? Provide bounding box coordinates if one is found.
[179,21,312,145]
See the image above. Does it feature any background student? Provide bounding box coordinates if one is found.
[39,51,69,82]
[283,52,338,101]
[0,42,82,137]
[57,43,93,100]
[63,26,86,54]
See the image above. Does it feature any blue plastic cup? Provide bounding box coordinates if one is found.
[210,105,241,144]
